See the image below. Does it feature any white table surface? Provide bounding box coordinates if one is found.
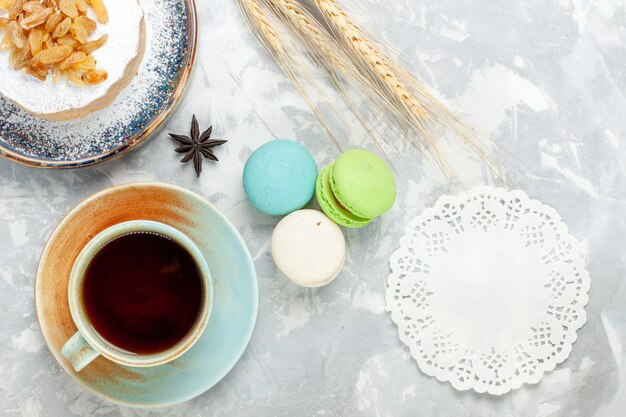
[1,0,625,416]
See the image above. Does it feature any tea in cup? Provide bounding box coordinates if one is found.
[61,220,213,371]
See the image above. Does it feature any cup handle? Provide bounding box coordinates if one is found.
[61,331,100,372]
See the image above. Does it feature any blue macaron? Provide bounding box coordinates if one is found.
[243,139,318,216]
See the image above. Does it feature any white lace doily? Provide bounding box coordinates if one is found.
[387,187,590,395]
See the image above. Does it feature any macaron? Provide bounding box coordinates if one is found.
[271,210,346,287]
[316,164,371,228]
[316,149,396,227]
[243,139,317,216]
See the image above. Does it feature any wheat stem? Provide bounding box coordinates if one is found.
[314,0,468,183]
[314,0,511,184]
[314,0,430,127]
[241,0,508,184]
[261,0,402,157]
[238,0,343,151]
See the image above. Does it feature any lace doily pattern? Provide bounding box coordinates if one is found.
[387,187,590,395]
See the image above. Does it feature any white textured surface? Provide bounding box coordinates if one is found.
[388,187,590,395]
[0,0,625,415]
[0,0,143,114]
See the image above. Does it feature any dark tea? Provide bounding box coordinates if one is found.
[82,232,204,354]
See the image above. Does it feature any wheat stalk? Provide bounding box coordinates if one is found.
[313,0,468,181]
[240,0,507,183]
[262,0,346,76]
[260,0,452,173]
[238,0,343,151]
[314,0,507,182]
[314,0,431,127]
[260,0,402,156]
[264,0,427,136]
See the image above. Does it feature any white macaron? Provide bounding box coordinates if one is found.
[271,209,347,287]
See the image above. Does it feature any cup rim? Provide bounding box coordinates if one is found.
[67,220,213,368]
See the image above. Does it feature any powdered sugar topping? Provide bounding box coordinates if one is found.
[0,0,143,115]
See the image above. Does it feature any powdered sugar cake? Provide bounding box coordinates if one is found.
[0,0,145,120]
[0,0,196,168]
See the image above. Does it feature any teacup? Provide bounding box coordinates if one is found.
[61,220,213,372]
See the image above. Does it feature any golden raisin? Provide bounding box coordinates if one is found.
[43,35,54,49]
[89,0,107,24]
[69,22,87,44]
[9,45,31,69]
[59,50,85,70]
[70,53,94,70]
[21,7,53,30]
[82,68,107,85]
[32,44,72,65]
[22,1,44,13]
[76,34,107,54]
[44,11,63,32]
[0,0,11,11]
[52,16,70,38]
[63,68,84,85]
[0,17,9,29]
[55,34,77,47]
[25,65,47,80]
[8,0,24,20]
[73,0,88,13]
[27,28,45,55]
[74,14,96,32]
[5,21,26,49]
[59,0,77,18]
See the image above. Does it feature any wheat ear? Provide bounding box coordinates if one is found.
[237,0,343,151]
[262,0,404,156]
[314,0,467,183]
[314,0,432,129]
[262,0,448,171]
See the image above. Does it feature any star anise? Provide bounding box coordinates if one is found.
[169,115,227,177]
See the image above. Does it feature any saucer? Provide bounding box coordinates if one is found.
[35,183,258,407]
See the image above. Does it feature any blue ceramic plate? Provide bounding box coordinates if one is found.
[0,0,196,169]
[35,183,259,407]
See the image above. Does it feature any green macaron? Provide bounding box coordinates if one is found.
[316,164,372,228]
[330,149,396,219]
[316,149,396,228]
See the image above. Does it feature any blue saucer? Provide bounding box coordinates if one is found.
[35,183,258,407]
